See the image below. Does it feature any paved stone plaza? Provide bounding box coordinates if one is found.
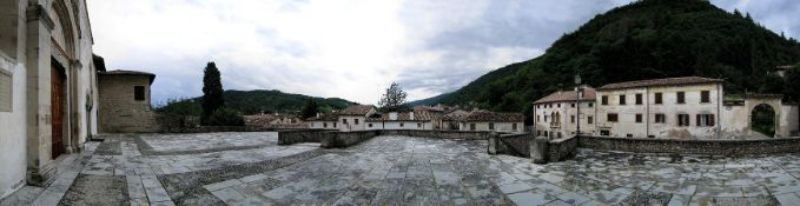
[3,132,800,205]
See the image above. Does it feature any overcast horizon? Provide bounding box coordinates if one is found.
[87,0,800,105]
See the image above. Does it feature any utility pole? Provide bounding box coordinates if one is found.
[575,74,583,136]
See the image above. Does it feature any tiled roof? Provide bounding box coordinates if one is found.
[534,87,596,104]
[598,76,722,90]
[339,105,375,115]
[245,114,300,125]
[99,70,156,84]
[367,111,433,121]
[305,113,338,121]
[443,110,471,121]
[464,111,524,122]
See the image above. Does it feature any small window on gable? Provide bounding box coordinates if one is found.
[0,69,11,112]
[134,86,145,101]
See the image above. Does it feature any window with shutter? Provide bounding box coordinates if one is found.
[0,69,11,112]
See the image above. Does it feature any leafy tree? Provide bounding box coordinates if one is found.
[378,82,408,112]
[300,99,319,119]
[201,62,224,125]
[206,107,245,126]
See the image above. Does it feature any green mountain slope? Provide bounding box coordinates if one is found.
[415,0,800,118]
[157,90,356,115]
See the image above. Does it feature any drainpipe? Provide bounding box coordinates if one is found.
[646,87,649,138]
[717,83,722,139]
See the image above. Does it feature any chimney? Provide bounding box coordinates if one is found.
[389,112,398,120]
[410,112,415,120]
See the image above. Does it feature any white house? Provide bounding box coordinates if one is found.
[456,111,525,133]
[337,105,377,132]
[533,86,597,139]
[306,113,339,130]
[366,111,434,130]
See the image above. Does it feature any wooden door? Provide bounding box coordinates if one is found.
[51,66,65,158]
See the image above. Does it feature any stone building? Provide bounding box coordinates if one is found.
[366,111,434,130]
[533,76,800,140]
[336,105,377,132]
[0,0,99,199]
[533,86,597,139]
[98,70,159,133]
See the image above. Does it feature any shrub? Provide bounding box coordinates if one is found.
[206,107,245,126]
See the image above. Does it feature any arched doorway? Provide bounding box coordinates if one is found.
[751,104,776,137]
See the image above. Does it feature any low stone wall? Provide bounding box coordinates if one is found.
[160,126,310,134]
[578,135,800,155]
[277,130,337,145]
[548,136,578,162]
[380,130,493,140]
[492,133,532,157]
[321,130,381,148]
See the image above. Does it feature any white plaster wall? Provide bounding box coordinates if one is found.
[721,105,750,138]
[596,83,722,139]
[0,56,28,200]
[460,122,523,133]
[309,121,337,129]
[780,105,799,137]
[534,101,595,138]
[338,116,367,132]
[373,121,431,130]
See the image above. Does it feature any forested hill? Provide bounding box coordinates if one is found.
[156,90,356,115]
[412,0,800,119]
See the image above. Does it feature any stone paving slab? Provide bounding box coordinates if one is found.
[8,132,800,206]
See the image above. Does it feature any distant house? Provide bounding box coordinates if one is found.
[306,113,339,129]
[337,105,378,131]
[442,110,471,130]
[533,86,597,139]
[459,111,525,133]
[366,111,434,130]
[244,113,304,128]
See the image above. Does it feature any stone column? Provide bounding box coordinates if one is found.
[24,3,57,186]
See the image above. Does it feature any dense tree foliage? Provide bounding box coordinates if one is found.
[300,99,320,119]
[201,62,224,125]
[157,90,355,116]
[415,0,800,122]
[378,82,408,112]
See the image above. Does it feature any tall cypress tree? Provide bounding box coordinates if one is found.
[201,62,224,125]
[300,98,319,119]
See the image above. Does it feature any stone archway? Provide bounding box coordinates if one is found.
[751,104,777,137]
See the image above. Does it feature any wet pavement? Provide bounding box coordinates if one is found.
[2,132,800,205]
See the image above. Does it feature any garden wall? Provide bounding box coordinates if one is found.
[578,135,800,155]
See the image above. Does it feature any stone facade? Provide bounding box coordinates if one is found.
[533,86,597,139]
[0,0,99,199]
[98,70,159,133]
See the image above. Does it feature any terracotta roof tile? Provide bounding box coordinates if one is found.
[464,111,524,122]
[534,87,596,104]
[305,113,338,121]
[367,111,433,121]
[598,76,722,90]
[339,105,375,115]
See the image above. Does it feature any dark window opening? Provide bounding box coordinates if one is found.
[655,114,666,123]
[635,114,643,123]
[678,114,690,127]
[677,92,685,104]
[635,93,643,105]
[134,86,145,101]
[655,93,663,104]
[619,95,626,105]
[607,113,618,122]
[701,91,710,103]
[602,96,608,105]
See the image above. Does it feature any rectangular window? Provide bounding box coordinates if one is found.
[619,95,626,105]
[334,123,337,128]
[537,115,540,122]
[655,114,666,123]
[368,123,373,128]
[571,103,575,108]
[602,96,608,105]
[677,92,685,104]
[607,113,618,122]
[588,103,594,107]
[655,93,663,104]
[544,115,548,122]
[512,123,517,131]
[0,70,11,112]
[470,123,476,131]
[571,115,575,123]
[489,123,495,130]
[697,114,715,127]
[323,123,328,128]
[134,86,145,101]
[600,130,610,136]
[635,114,643,123]
[355,119,359,125]
[701,91,710,103]
[587,116,593,124]
[626,134,633,138]
[677,114,690,127]
[400,123,404,127]
[636,93,643,105]
[557,103,561,108]
[343,119,347,124]
[417,123,422,128]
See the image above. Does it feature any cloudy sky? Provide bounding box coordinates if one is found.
[87,0,800,105]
